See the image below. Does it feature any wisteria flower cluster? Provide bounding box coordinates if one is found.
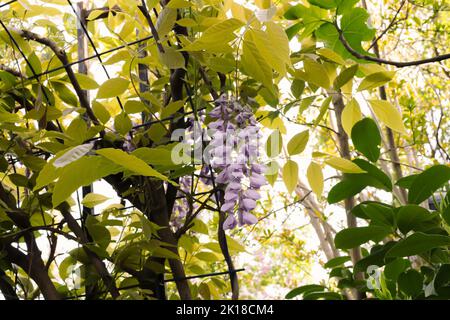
[207,94,267,230]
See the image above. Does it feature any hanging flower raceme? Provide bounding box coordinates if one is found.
[207,94,267,230]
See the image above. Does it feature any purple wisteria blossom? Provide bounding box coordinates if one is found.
[207,94,267,230]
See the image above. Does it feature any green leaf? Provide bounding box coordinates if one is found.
[368,99,407,134]
[308,0,337,9]
[354,241,396,273]
[324,256,351,268]
[408,165,450,204]
[334,226,391,249]
[316,8,375,60]
[285,284,325,299]
[384,258,410,281]
[287,130,309,155]
[386,232,450,258]
[8,173,29,187]
[353,159,392,191]
[303,291,342,300]
[96,78,129,99]
[327,176,367,204]
[396,205,435,234]
[395,174,418,189]
[51,81,78,106]
[291,79,305,99]
[360,202,395,227]
[443,205,450,226]
[96,148,172,184]
[114,112,132,135]
[398,270,424,297]
[357,71,395,92]
[52,156,122,207]
[351,118,381,162]
[283,160,298,194]
[334,64,358,89]
[284,4,306,20]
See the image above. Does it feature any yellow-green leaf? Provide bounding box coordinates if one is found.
[265,129,283,157]
[287,130,309,155]
[252,22,291,75]
[317,47,346,65]
[307,162,324,197]
[167,0,192,8]
[357,71,395,91]
[182,18,244,52]
[92,101,111,124]
[124,100,146,114]
[82,193,110,208]
[96,148,172,183]
[75,73,99,90]
[325,156,366,174]
[283,160,298,194]
[161,100,184,118]
[368,99,406,134]
[97,78,129,99]
[341,98,362,136]
[241,31,273,89]
[159,46,185,69]
[155,7,177,38]
[114,112,132,135]
[302,58,330,89]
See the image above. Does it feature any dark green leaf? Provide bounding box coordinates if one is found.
[396,205,435,234]
[354,241,397,273]
[408,165,450,204]
[386,232,450,258]
[384,258,411,281]
[351,118,381,162]
[324,256,351,268]
[285,284,325,299]
[335,226,391,249]
[398,269,423,297]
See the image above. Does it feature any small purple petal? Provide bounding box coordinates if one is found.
[223,214,238,230]
[221,201,236,212]
[241,211,258,225]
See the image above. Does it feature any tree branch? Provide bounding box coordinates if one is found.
[335,22,450,67]
[15,29,99,124]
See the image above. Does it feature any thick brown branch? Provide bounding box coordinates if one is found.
[335,22,450,68]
